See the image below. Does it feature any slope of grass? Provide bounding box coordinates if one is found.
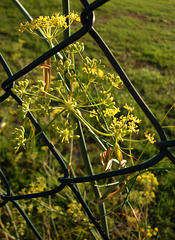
[0,0,175,239]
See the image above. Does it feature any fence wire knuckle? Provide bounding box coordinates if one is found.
[0,0,175,239]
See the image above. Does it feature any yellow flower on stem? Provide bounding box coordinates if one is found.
[103,107,120,117]
[144,131,156,144]
[18,12,80,43]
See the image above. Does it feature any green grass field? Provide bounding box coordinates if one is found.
[1,0,174,121]
[0,0,175,239]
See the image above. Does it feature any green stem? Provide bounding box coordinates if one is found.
[76,120,109,237]
[68,137,80,192]
[78,102,107,108]
[61,0,109,235]
[161,102,175,125]
[129,133,134,165]
[41,90,66,103]
[93,83,111,133]
[127,200,141,239]
[72,109,114,137]
[138,141,149,161]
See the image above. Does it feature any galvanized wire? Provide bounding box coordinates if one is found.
[0,0,175,239]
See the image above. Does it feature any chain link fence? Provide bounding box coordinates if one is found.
[0,0,175,239]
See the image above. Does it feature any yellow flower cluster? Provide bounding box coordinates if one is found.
[18,13,80,41]
[103,73,123,89]
[123,103,135,112]
[82,57,105,85]
[144,131,156,144]
[141,225,159,238]
[67,12,80,22]
[65,42,84,54]
[67,200,87,222]
[29,176,47,193]
[19,15,66,31]
[103,107,120,117]
[109,106,141,141]
[11,126,26,153]
[53,121,79,143]
[137,172,158,186]
[129,172,158,205]
[20,176,47,195]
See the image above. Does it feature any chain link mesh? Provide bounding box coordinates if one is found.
[0,0,175,239]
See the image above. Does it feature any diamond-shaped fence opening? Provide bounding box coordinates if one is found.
[0,0,175,239]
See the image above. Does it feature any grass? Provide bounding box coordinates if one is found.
[91,0,175,131]
[1,0,174,125]
[0,0,175,239]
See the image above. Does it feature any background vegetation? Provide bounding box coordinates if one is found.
[0,0,175,239]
